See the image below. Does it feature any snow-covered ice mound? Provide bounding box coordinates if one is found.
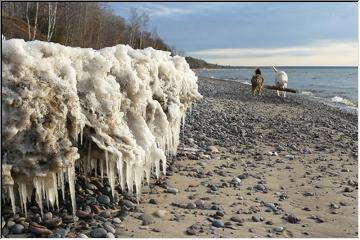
[2,39,202,215]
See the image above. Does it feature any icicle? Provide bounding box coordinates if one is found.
[126,162,133,193]
[105,150,109,179]
[33,178,44,216]
[18,186,24,213]
[155,159,160,179]
[45,178,55,209]
[116,157,124,191]
[100,159,104,182]
[41,178,49,210]
[109,159,115,198]
[8,185,16,214]
[60,168,65,201]
[144,155,151,185]
[162,158,167,176]
[80,125,84,146]
[67,165,76,216]
[134,166,142,202]
[19,183,28,216]
[52,172,59,209]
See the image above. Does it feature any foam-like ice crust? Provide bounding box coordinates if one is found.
[2,39,202,215]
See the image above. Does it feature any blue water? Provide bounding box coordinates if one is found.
[196,67,358,107]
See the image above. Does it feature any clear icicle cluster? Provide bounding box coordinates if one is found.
[1,39,202,215]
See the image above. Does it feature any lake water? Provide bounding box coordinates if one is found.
[196,67,358,108]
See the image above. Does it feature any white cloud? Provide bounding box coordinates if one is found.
[112,3,227,18]
[139,5,194,16]
[189,40,358,66]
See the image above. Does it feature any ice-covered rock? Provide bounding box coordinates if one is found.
[2,39,202,215]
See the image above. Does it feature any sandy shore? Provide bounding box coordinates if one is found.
[122,77,358,238]
[2,77,358,238]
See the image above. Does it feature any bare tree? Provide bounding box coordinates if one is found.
[47,2,57,42]
[128,8,149,48]
[32,2,39,40]
[2,2,172,52]
[26,2,31,40]
[151,27,159,49]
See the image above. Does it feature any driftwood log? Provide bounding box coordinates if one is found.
[264,85,298,93]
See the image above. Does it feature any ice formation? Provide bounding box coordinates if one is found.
[2,39,202,215]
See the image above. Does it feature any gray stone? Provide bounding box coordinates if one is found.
[212,220,224,228]
[149,199,158,205]
[238,173,249,179]
[186,202,196,209]
[112,217,122,224]
[230,216,244,223]
[90,228,107,238]
[62,215,78,224]
[255,184,266,191]
[166,187,179,194]
[330,203,340,209]
[216,211,225,217]
[6,221,15,228]
[264,203,278,211]
[53,228,69,238]
[195,199,205,209]
[265,220,274,225]
[11,224,24,234]
[231,177,242,185]
[303,192,315,196]
[139,213,154,225]
[85,182,98,190]
[43,212,53,221]
[122,200,135,209]
[287,214,300,224]
[106,233,115,238]
[98,195,111,205]
[86,196,98,205]
[77,233,88,238]
[104,224,115,234]
[273,226,284,232]
[252,216,260,222]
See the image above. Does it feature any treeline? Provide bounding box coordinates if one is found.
[185,56,235,69]
[1,2,171,51]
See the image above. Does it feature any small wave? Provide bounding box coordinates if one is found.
[330,96,357,107]
[241,81,251,85]
[210,76,215,79]
[301,91,314,96]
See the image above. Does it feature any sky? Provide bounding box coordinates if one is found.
[108,2,358,66]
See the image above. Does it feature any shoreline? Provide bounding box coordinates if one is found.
[198,75,358,114]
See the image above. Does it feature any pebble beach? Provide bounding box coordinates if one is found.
[2,77,358,238]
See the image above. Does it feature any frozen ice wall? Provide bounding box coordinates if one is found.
[2,39,202,215]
